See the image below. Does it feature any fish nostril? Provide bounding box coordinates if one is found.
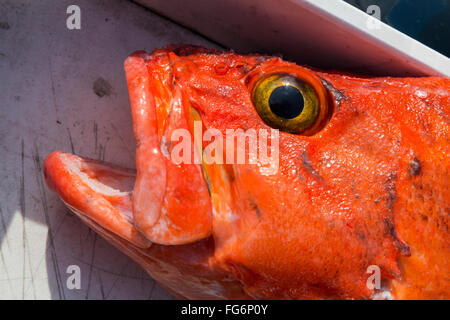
[214,62,229,75]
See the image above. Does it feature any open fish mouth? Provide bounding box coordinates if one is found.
[44,48,217,248]
[125,50,215,245]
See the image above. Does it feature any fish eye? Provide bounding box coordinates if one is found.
[251,73,328,134]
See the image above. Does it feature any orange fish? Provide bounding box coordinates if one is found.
[43,45,449,300]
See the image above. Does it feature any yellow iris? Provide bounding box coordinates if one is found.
[251,73,320,134]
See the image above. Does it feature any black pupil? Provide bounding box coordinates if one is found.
[268,85,304,119]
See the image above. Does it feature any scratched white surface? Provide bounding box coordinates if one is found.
[0,0,216,299]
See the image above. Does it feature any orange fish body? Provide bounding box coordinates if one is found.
[43,45,449,299]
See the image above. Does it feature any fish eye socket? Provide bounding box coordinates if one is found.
[251,73,325,134]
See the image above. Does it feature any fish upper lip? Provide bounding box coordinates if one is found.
[127,51,214,244]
